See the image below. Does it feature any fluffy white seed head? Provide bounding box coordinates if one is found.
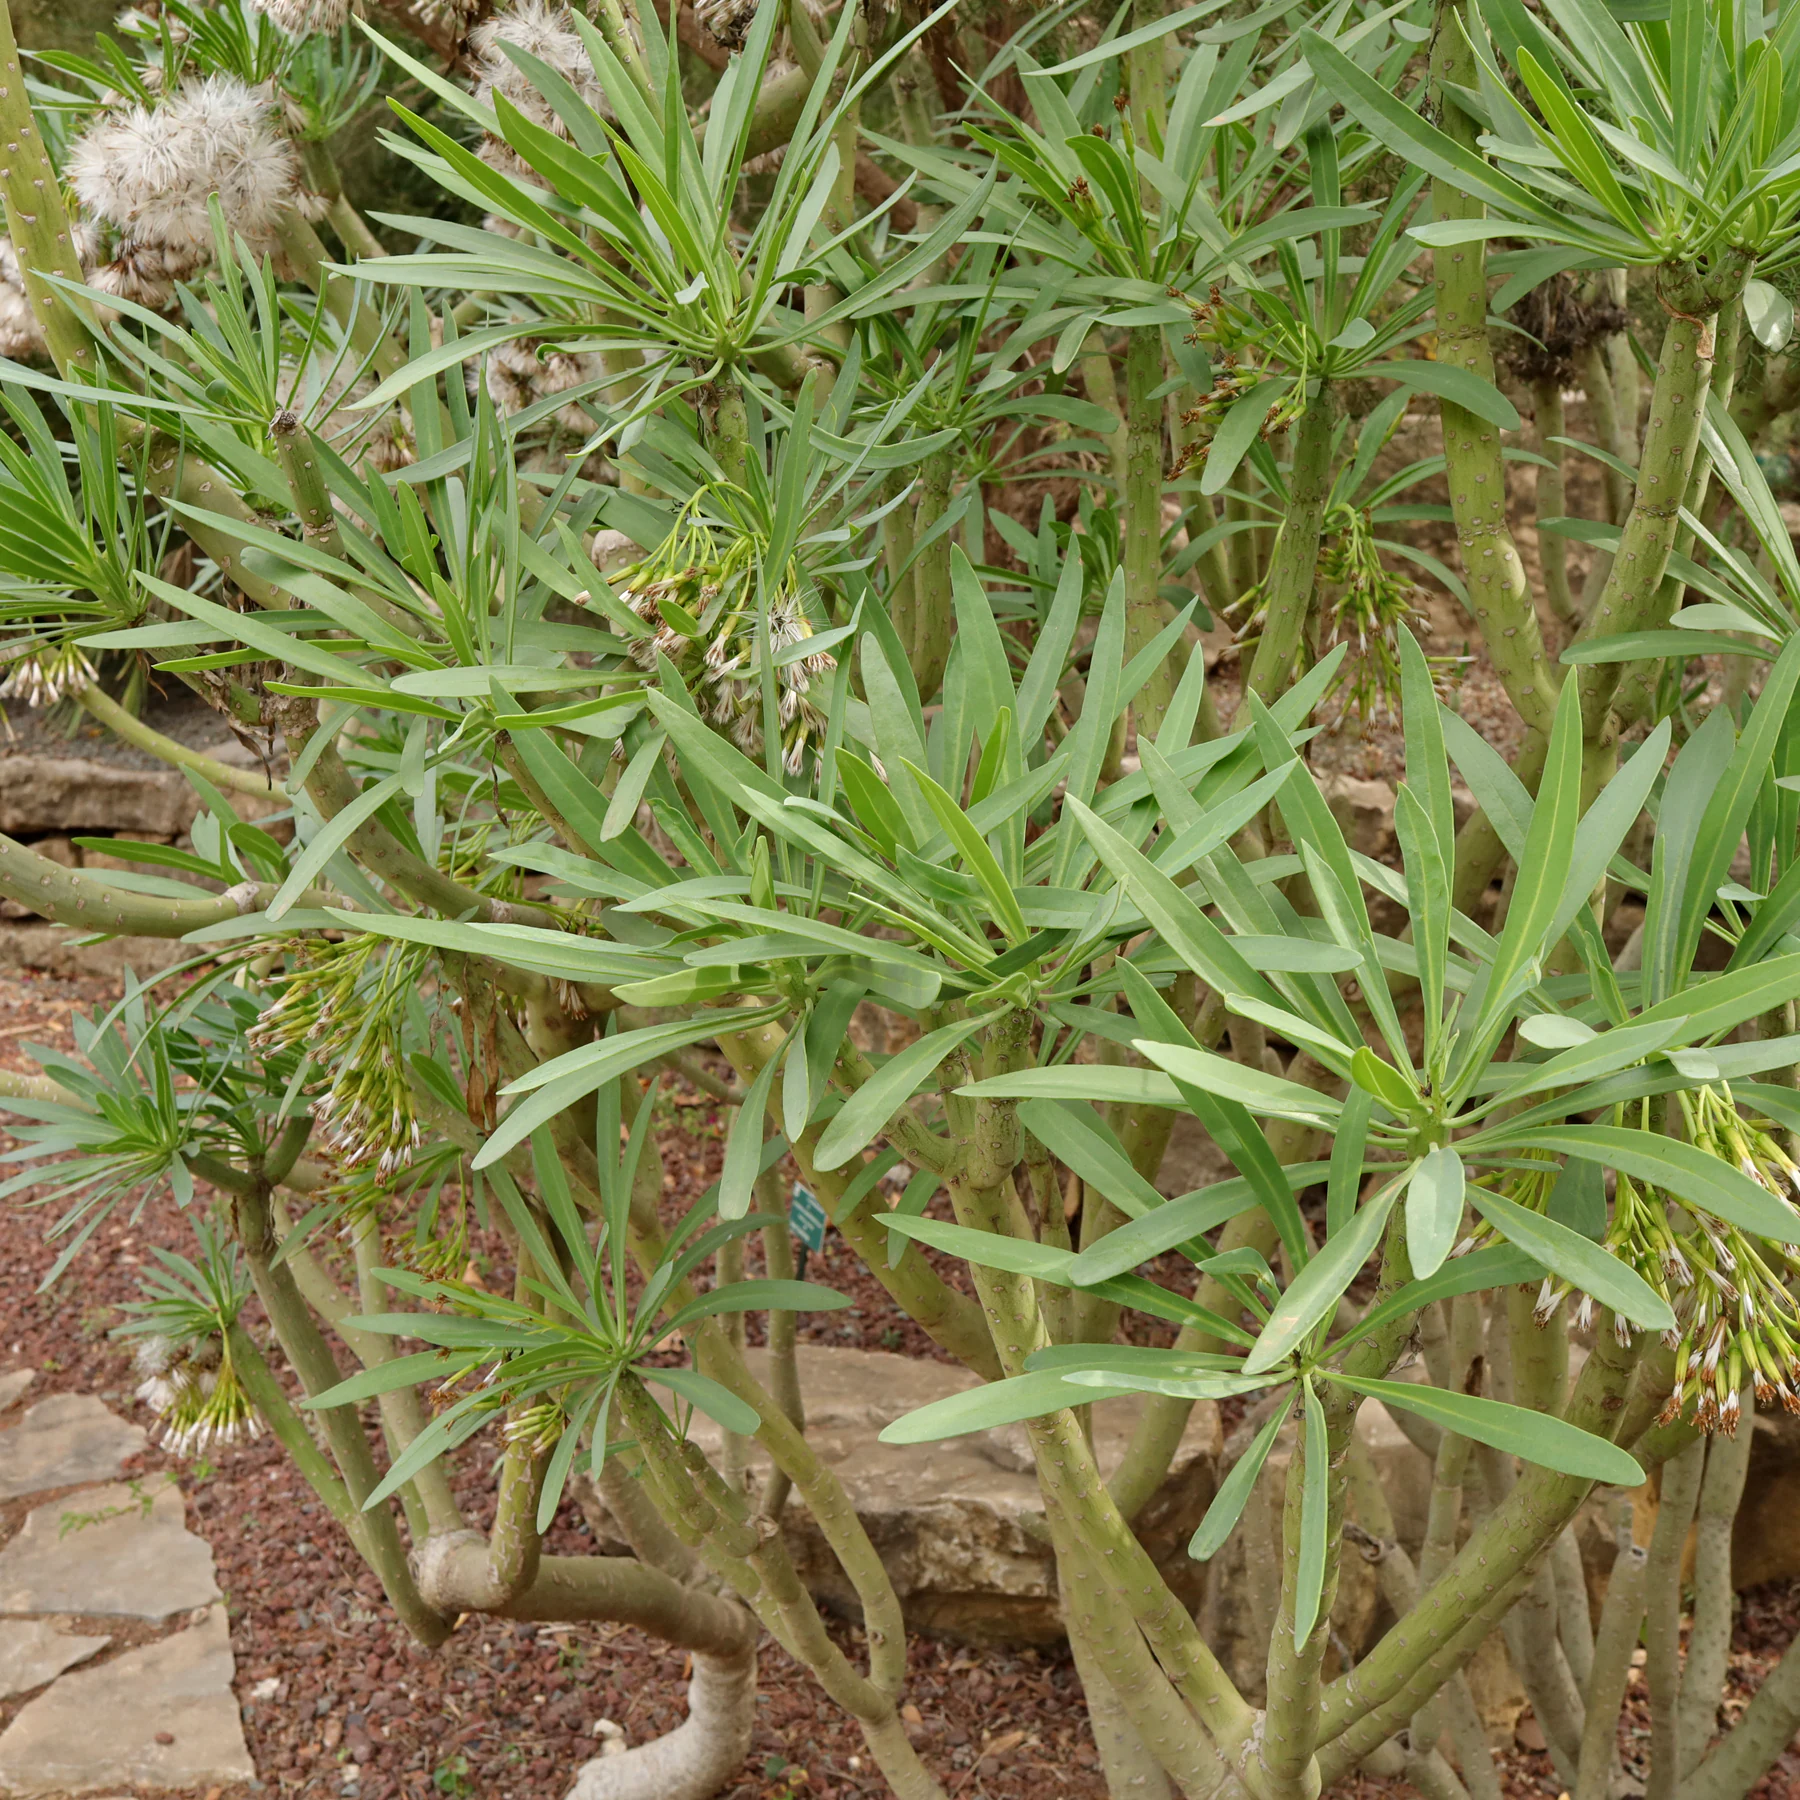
[483,337,599,432]
[247,0,354,34]
[70,75,299,257]
[471,0,612,179]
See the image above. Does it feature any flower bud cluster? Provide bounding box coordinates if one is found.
[1314,502,1437,723]
[133,1332,261,1460]
[1491,1099,1800,1436]
[248,937,424,1178]
[1645,1087,1800,1433]
[0,642,98,708]
[609,516,835,774]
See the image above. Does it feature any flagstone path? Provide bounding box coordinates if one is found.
[0,1369,257,1798]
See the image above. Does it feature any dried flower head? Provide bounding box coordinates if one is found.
[471,0,613,179]
[70,75,299,263]
[694,0,759,50]
[483,337,600,433]
[247,0,354,34]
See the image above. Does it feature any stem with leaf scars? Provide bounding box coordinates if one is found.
[268,1195,462,1537]
[1532,379,1579,629]
[0,833,328,937]
[1315,1320,1646,1769]
[1679,1397,1754,1774]
[945,1019,1258,1785]
[1427,0,1559,742]
[1573,1506,1645,1800]
[1124,324,1179,736]
[908,445,956,699]
[232,1180,449,1646]
[0,0,95,376]
[1571,256,1751,739]
[1645,1435,1705,1800]
[1576,339,1634,529]
[1258,1208,1415,1800]
[76,683,285,799]
[1245,391,1334,705]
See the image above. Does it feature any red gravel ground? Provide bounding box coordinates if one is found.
[6,962,1800,1800]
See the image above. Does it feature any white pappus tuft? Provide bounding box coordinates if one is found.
[70,75,300,280]
[483,337,600,432]
[246,0,354,35]
[470,0,614,179]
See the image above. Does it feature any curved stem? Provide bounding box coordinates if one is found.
[77,684,285,800]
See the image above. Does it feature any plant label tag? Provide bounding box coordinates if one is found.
[788,1183,828,1253]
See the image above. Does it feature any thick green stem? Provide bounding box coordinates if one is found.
[1533,380,1579,628]
[1109,1210,1281,1522]
[1577,339,1634,529]
[1573,261,1751,734]
[77,685,285,800]
[1258,1211,1415,1800]
[755,1164,804,1521]
[0,833,323,938]
[1646,1436,1706,1800]
[1428,1,1559,740]
[1245,393,1334,706]
[1679,1401,1753,1773]
[1574,1506,1645,1800]
[707,370,752,488]
[909,447,956,700]
[233,1183,447,1645]
[1317,1321,1644,1763]
[0,0,95,377]
[1124,325,1178,735]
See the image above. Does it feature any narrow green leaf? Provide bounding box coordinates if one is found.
[1325,1372,1644,1485]
[815,1013,992,1170]
[1492,1125,1800,1244]
[1189,1397,1288,1560]
[878,1368,1131,1444]
[719,1052,780,1221]
[1294,1378,1329,1648]
[1469,1183,1673,1329]
[1244,1175,1402,1375]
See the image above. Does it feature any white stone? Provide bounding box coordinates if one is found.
[0,1606,253,1796]
[0,1394,146,1500]
[0,1481,221,1619]
[0,1620,110,1699]
[0,1368,34,1413]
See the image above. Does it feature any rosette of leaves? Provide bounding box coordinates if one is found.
[305,1115,851,1532]
[850,624,1800,1659]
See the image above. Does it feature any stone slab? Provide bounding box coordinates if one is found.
[0,757,198,838]
[0,922,194,981]
[0,1368,34,1414]
[665,1345,1222,1644]
[0,1395,146,1500]
[0,1606,253,1796]
[0,1619,110,1699]
[0,1481,220,1619]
